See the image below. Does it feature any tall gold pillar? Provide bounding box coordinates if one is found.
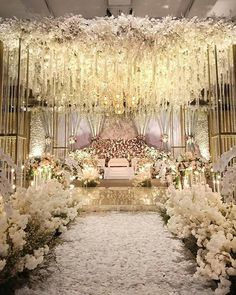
[209,45,236,162]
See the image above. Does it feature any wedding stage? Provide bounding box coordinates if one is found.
[0,11,236,295]
[104,158,134,179]
[104,167,134,179]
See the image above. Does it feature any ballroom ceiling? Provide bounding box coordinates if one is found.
[0,0,235,19]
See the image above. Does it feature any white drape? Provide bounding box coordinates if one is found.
[39,108,53,153]
[185,108,199,153]
[87,114,104,138]
[68,110,81,148]
[133,114,150,137]
[157,107,171,149]
[0,148,18,198]
[70,112,81,137]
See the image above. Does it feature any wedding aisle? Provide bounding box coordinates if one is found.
[16,212,214,295]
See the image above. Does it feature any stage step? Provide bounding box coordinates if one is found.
[104,167,134,179]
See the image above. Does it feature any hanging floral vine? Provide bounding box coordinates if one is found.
[0,15,235,114]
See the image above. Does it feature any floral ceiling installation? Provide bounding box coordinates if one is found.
[0,15,235,114]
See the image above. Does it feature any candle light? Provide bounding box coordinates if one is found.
[21,165,25,187]
[216,174,221,193]
[11,168,15,188]
[184,175,189,188]
[213,179,216,192]
[33,173,36,187]
[38,167,42,185]
[216,180,220,193]
[194,170,199,184]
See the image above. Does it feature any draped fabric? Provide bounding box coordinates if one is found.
[70,111,81,138]
[39,108,53,153]
[68,110,81,149]
[185,108,199,153]
[157,108,171,150]
[0,148,18,199]
[133,114,150,138]
[87,114,104,138]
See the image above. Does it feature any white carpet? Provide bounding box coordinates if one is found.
[16,212,214,295]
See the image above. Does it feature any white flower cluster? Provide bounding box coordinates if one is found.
[0,16,235,50]
[221,163,236,202]
[77,165,100,187]
[133,168,152,187]
[154,152,177,184]
[1,16,235,113]
[159,185,236,294]
[0,180,81,281]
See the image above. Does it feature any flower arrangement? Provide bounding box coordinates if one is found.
[0,180,81,283]
[144,146,160,161]
[221,163,236,202]
[77,165,100,187]
[157,185,236,295]
[177,152,212,172]
[175,152,212,188]
[25,154,70,187]
[69,148,98,169]
[136,158,153,170]
[89,136,148,160]
[154,152,178,184]
[133,169,152,187]
[25,154,60,180]
[69,148,101,186]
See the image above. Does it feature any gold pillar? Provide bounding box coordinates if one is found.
[209,45,236,162]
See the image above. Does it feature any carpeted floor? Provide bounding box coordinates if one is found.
[16,212,214,295]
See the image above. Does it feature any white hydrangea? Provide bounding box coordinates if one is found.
[158,184,236,294]
[0,259,6,271]
[0,179,81,279]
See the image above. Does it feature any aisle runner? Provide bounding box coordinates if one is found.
[17,213,214,295]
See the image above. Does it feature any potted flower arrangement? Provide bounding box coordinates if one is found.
[133,167,152,187]
[78,165,100,187]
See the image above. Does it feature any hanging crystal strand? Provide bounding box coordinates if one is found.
[103,53,107,102]
[66,50,70,101]
[204,57,207,102]
[221,53,225,133]
[226,48,232,135]
[75,52,79,104]
[41,48,46,101]
[78,53,83,110]
[64,47,69,103]
[127,50,132,113]
[55,49,59,105]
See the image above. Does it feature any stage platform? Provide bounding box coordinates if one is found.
[74,179,167,188]
[74,185,167,212]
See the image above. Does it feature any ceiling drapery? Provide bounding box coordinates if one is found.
[0,15,235,114]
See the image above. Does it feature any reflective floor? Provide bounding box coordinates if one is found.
[75,186,167,212]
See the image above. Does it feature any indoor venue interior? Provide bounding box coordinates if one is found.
[0,1,236,294]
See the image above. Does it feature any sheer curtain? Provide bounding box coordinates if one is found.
[87,114,104,138]
[39,108,53,153]
[157,107,171,150]
[68,110,81,149]
[185,107,199,153]
[133,114,150,138]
